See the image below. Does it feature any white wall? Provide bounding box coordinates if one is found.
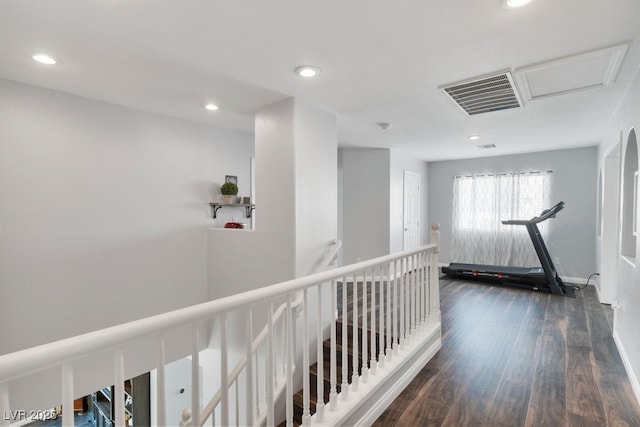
[340,148,391,265]
[206,98,337,423]
[428,147,598,281]
[599,69,640,403]
[339,148,429,264]
[294,101,338,277]
[0,78,253,408]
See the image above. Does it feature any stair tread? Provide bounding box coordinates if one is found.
[288,320,393,424]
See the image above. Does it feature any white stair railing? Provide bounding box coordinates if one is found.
[187,239,342,426]
[0,229,441,427]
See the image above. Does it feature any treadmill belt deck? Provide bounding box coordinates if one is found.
[447,263,543,276]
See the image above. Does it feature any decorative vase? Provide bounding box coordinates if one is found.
[223,195,235,204]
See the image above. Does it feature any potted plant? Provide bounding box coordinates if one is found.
[220,182,238,204]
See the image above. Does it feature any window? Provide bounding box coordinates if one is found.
[451,171,551,267]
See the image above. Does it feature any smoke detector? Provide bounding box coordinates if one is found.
[377,122,391,130]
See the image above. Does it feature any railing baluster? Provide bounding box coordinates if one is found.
[415,254,421,326]
[412,255,417,331]
[405,257,411,342]
[245,307,254,427]
[352,274,359,391]
[422,251,431,321]
[255,348,260,419]
[330,280,338,410]
[393,260,398,355]
[266,302,274,427]
[418,254,422,324]
[362,269,368,383]
[341,277,349,400]
[370,266,377,375]
[400,258,405,348]
[405,257,416,339]
[422,251,428,322]
[220,314,229,427]
[157,335,167,427]
[0,383,9,427]
[192,324,201,427]
[431,249,440,320]
[286,296,294,426]
[302,289,311,426]
[62,363,74,427]
[420,253,425,323]
[316,284,325,422]
[235,380,240,426]
[114,349,125,427]
[378,265,385,368]
[386,262,392,360]
[281,308,286,379]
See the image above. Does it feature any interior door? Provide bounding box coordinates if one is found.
[403,171,421,251]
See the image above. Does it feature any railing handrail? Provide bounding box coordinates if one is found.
[0,243,434,384]
[311,238,342,275]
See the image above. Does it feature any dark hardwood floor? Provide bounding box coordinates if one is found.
[374,278,640,427]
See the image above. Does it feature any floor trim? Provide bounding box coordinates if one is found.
[613,330,640,407]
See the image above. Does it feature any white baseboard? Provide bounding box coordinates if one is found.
[613,330,640,407]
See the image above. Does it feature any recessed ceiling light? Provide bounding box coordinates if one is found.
[504,0,535,8]
[295,66,321,78]
[205,103,219,111]
[468,135,481,140]
[32,54,57,65]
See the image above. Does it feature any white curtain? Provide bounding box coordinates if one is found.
[451,171,551,267]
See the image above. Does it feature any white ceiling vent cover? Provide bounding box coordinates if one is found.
[440,70,523,115]
[514,44,628,101]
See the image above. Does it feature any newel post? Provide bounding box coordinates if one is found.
[179,408,191,427]
[430,222,440,246]
[430,223,441,322]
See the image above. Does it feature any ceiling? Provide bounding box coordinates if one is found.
[1,0,640,161]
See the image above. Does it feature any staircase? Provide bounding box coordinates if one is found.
[282,277,400,426]
[289,319,386,425]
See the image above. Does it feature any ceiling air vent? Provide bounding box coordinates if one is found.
[440,71,523,115]
[476,144,496,149]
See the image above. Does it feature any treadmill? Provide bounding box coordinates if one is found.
[442,201,575,297]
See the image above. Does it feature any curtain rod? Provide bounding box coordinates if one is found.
[454,170,553,179]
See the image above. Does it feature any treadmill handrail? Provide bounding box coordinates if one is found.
[501,201,564,225]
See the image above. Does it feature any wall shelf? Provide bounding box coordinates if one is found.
[209,203,255,219]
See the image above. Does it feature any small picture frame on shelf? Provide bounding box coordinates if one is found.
[225,175,238,185]
[242,197,251,204]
